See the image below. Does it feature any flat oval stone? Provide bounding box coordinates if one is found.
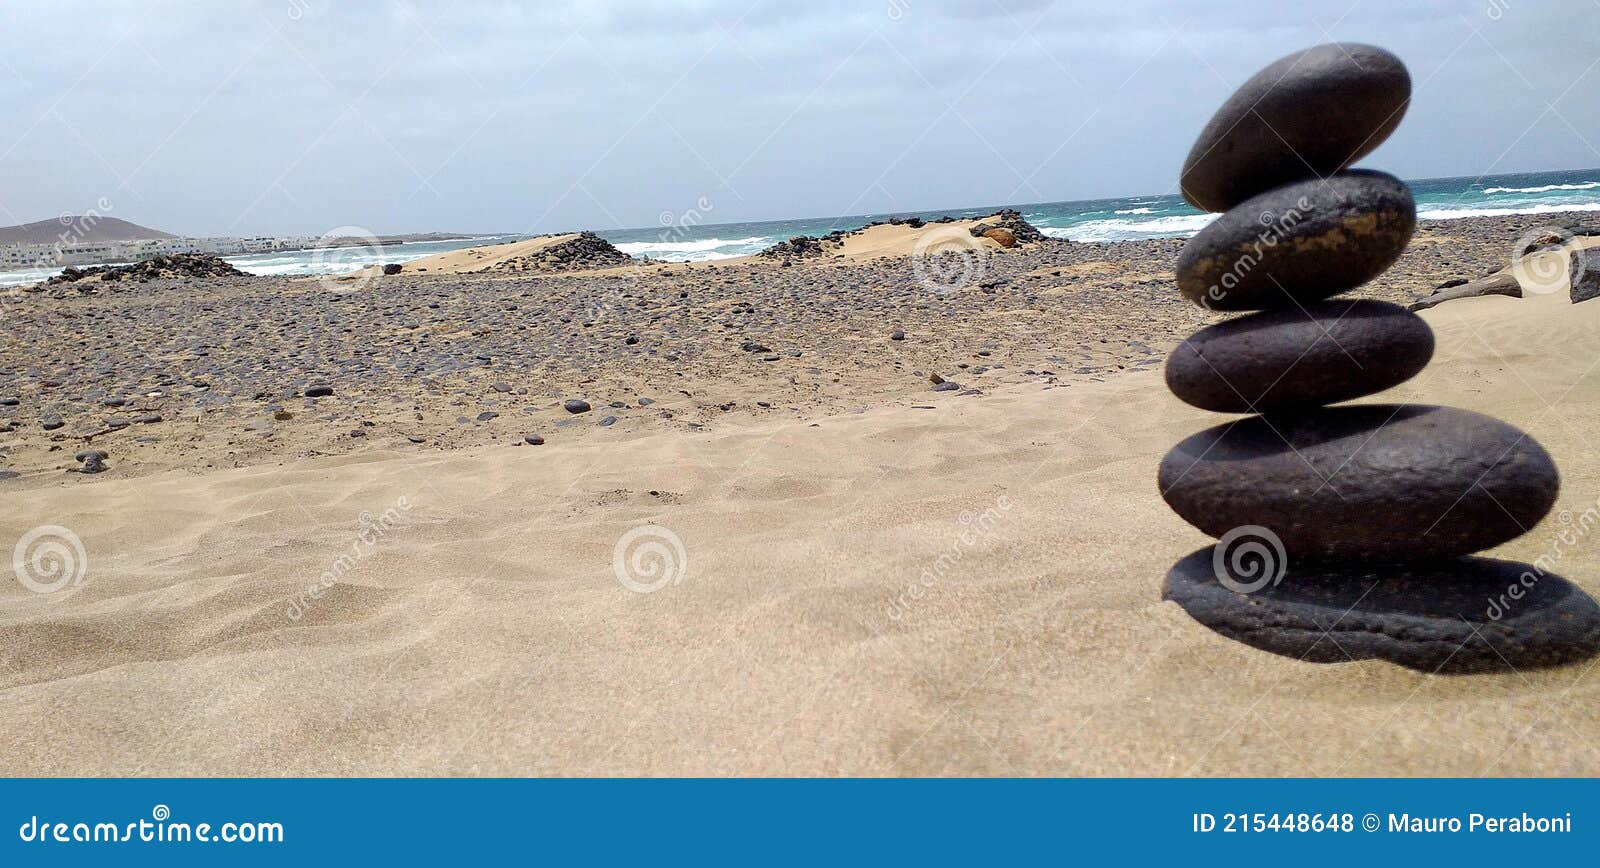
[1177,171,1415,310]
[1180,43,1411,212]
[1158,405,1557,561]
[1163,548,1600,672]
[1165,299,1432,412]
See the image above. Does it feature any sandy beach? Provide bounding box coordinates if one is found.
[1,211,1597,775]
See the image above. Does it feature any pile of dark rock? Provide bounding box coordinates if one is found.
[969,209,1050,245]
[539,231,633,270]
[487,231,633,272]
[44,254,248,286]
[758,235,829,259]
[1157,42,1600,672]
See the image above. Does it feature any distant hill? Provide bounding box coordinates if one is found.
[0,216,176,246]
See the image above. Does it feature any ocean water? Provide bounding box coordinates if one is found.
[3,168,1598,287]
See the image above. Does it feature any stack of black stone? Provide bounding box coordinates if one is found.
[1157,43,1600,672]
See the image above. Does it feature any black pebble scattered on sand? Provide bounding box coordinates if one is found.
[563,399,591,414]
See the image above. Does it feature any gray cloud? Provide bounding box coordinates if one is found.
[1,0,1595,236]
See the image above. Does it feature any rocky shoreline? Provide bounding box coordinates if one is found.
[0,211,1582,482]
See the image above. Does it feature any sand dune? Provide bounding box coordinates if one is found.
[822,217,1017,261]
[5,248,1600,776]
[395,234,580,274]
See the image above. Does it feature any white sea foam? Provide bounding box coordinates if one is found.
[615,235,771,261]
[1482,181,1600,194]
[1045,212,1217,242]
[1113,207,1155,214]
[1418,203,1600,220]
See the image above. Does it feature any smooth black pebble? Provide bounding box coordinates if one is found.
[1176,171,1415,311]
[1165,300,1432,412]
[1180,42,1411,212]
[1164,548,1600,673]
[1158,405,1558,561]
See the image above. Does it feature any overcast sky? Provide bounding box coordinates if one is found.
[1,0,1595,236]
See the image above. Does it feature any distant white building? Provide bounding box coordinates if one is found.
[0,235,320,271]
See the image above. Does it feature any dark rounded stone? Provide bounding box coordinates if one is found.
[1163,547,1600,673]
[1165,300,1432,412]
[1177,171,1415,310]
[304,384,334,398]
[524,434,545,445]
[598,416,617,427]
[1180,43,1411,212]
[563,399,591,414]
[1159,405,1558,561]
[40,416,63,431]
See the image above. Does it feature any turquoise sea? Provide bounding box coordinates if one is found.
[5,168,1598,286]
